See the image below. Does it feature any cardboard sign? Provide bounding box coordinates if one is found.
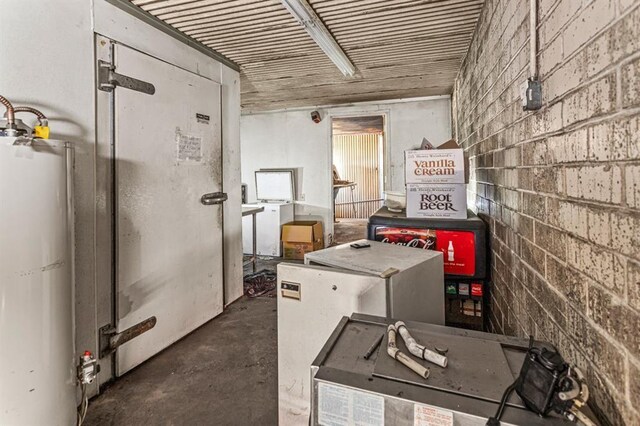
[405,149,465,184]
[406,184,467,219]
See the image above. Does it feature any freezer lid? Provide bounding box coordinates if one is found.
[305,240,442,276]
[255,169,294,202]
[311,316,578,426]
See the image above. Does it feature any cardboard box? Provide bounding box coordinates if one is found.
[405,138,469,183]
[281,221,324,260]
[437,139,462,150]
[405,148,466,184]
[406,184,467,219]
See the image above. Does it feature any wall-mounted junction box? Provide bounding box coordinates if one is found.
[520,78,542,111]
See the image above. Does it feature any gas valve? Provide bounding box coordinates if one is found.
[77,351,99,385]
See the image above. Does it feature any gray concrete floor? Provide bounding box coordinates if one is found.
[83,222,367,425]
[84,259,281,426]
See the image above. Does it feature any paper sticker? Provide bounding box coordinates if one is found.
[414,404,453,426]
[318,382,384,426]
[177,133,202,162]
[196,113,210,124]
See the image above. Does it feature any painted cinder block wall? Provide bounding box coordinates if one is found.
[453,0,640,424]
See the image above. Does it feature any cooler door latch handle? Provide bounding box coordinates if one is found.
[201,192,228,205]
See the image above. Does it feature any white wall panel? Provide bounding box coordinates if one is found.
[240,97,452,242]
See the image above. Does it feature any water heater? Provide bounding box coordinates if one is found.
[0,136,76,424]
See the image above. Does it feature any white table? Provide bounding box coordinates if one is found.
[333,181,357,220]
[242,205,264,273]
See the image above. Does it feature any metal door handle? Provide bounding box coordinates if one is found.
[201,192,228,205]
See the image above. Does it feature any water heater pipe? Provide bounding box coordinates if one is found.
[13,106,47,120]
[0,95,15,127]
[5,106,48,126]
[530,0,538,79]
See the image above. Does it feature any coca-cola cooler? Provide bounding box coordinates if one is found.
[367,206,489,330]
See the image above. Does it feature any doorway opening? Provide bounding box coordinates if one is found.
[331,115,385,245]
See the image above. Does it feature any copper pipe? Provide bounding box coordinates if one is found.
[4,106,47,126]
[13,106,47,120]
[0,95,15,127]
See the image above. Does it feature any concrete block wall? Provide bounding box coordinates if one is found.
[453,0,640,424]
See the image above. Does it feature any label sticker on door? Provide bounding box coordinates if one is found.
[176,132,202,162]
[196,113,210,124]
[318,382,384,426]
[414,403,453,426]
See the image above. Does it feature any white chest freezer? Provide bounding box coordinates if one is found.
[242,169,295,257]
[277,240,444,425]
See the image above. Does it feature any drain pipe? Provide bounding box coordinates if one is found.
[395,322,448,368]
[387,324,430,379]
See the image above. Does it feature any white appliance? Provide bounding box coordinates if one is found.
[0,137,75,425]
[277,240,444,425]
[242,170,295,256]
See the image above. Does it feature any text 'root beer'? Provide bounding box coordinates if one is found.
[419,193,458,211]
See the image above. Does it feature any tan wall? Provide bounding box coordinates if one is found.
[453,0,640,424]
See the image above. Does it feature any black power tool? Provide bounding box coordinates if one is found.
[487,337,595,426]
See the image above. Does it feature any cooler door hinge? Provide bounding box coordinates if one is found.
[98,316,157,358]
[98,60,156,95]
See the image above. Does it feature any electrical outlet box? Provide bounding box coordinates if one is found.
[520,78,542,111]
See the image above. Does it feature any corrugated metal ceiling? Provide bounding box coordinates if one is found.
[130,0,484,111]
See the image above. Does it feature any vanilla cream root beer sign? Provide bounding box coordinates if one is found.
[405,149,465,184]
[406,184,467,219]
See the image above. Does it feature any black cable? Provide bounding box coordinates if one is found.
[486,380,517,426]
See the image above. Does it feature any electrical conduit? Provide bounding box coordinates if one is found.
[530,0,538,79]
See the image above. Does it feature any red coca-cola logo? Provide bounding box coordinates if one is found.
[375,227,436,250]
[379,237,435,249]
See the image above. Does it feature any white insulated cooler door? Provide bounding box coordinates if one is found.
[114,44,224,375]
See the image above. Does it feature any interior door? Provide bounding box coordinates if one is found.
[114,44,224,375]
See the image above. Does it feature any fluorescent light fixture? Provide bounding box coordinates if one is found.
[281,0,357,77]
